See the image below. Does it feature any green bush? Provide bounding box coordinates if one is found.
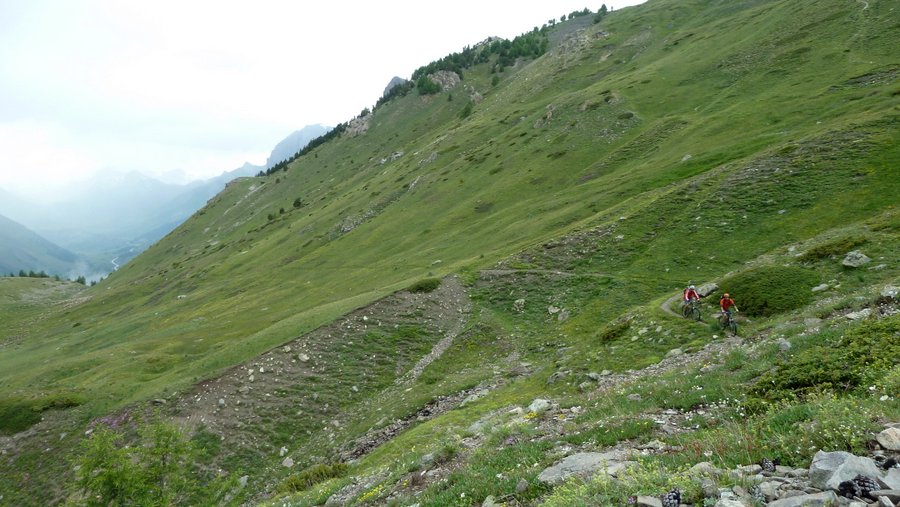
[798,235,867,262]
[278,462,348,494]
[715,265,820,317]
[407,278,441,293]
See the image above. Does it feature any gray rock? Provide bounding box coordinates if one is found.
[880,469,900,490]
[298,353,310,362]
[698,283,719,297]
[688,461,721,476]
[218,398,226,407]
[282,345,292,353]
[281,457,294,468]
[627,393,642,402]
[767,491,838,507]
[881,285,899,299]
[537,451,633,484]
[777,338,793,352]
[558,309,571,322]
[238,475,248,487]
[528,399,552,413]
[238,386,250,394]
[586,372,603,381]
[843,250,871,268]
[811,284,829,292]
[666,348,684,358]
[846,308,872,320]
[578,381,592,392]
[714,499,748,507]
[757,480,781,500]
[878,495,896,507]
[873,490,900,503]
[481,495,497,507]
[876,427,900,451]
[547,370,568,384]
[809,450,882,490]
[516,478,528,493]
[635,496,662,507]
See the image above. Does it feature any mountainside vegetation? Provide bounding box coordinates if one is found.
[1,0,898,505]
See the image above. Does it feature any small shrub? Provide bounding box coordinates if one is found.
[278,462,349,493]
[407,278,441,293]
[715,265,820,317]
[798,235,867,262]
[595,318,631,343]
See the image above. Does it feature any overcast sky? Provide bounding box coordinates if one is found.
[0,0,644,195]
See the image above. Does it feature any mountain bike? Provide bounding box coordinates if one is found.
[719,311,738,335]
[681,299,701,321]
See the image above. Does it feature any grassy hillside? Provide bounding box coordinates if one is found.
[1,0,898,504]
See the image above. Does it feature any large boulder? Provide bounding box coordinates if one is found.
[537,450,634,485]
[808,451,882,490]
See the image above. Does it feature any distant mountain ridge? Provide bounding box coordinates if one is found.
[265,125,331,168]
[0,213,80,276]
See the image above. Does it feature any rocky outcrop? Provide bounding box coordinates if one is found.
[383,76,408,97]
[428,70,460,91]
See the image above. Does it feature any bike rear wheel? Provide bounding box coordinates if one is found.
[690,306,701,321]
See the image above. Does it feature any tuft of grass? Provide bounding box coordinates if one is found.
[798,235,867,262]
[407,278,442,293]
[278,462,349,494]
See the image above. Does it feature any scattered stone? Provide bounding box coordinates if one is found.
[627,393,642,402]
[238,475,248,488]
[811,284,829,292]
[776,338,792,352]
[481,495,497,507]
[547,370,569,384]
[279,446,288,457]
[846,308,873,320]
[298,353,310,362]
[873,490,900,503]
[688,462,721,476]
[513,299,525,312]
[635,496,662,507]
[218,398,226,407]
[601,369,612,376]
[878,428,900,451]
[238,386,250,394]
[558,309,571,322]
[528,399,552,413]
[281,457,294,468]
[842,250,872,268]
[150,398,167,405]
[767,491,838,507]
[578,381,592,392]
[666,348,684,358]
[714,498,747,507]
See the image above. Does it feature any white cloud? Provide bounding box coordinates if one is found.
[0,0,645,190]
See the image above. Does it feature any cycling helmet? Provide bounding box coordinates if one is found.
[723,293,730,298]
[689,285,695,290]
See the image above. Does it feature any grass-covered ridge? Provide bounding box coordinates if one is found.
[1,0,898,504]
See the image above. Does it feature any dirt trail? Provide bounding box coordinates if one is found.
[660,293,681,317]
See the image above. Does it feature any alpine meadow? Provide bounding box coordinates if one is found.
[1,0,898,506]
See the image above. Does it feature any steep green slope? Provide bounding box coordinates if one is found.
[1,0,898,504]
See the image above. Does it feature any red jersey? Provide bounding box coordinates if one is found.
[683,288,699,300]
[720,297,736,311]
